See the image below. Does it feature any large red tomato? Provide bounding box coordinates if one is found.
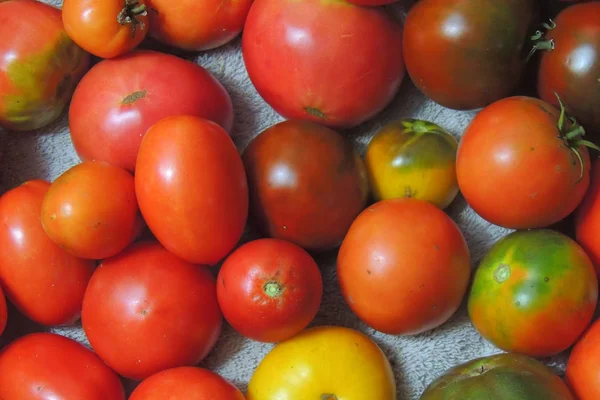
[566,318,600,399]
[81,241,223,381]
[575,159,600,275]
[69,50,233,172]
[242,0,405,128]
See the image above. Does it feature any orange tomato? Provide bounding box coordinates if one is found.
[575,159,600,276]
[566,319,600,399]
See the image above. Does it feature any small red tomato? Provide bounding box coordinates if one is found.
[576,159,600,275]
[217,238,323,343]
[566,318,600,399]
[0,285,6,336]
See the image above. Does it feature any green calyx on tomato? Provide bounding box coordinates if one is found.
[527,20,557,61]
[263,281,285,298]
[117,0,148,36]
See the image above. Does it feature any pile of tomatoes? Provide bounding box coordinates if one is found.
[0,0,599,398]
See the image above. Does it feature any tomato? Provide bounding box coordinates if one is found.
[242,120,368,252]
[0,332,125,400]
[0,0,90,132]
[217,238,323,343]
[344,0,399,5]
[575,159,600,275]
[247,326,396,400]
[364,118,459,209]
[403,0,535,110]
[135,116,248,265]
[242,0,405,128]
[68,50,233,172]
[0,285,6,336]
[456,96,594,230]
[566,318,600,399]
[0,180,95,326]
[130,367,245,400]
[81,241,222,381]
[468,229,598,357]
[337,198,471,335]
[62,0,149,59]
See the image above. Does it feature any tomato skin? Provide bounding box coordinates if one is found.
[566,319,600,399]
[69,50,233,172]
[217,238,323,343]
[576,160,600,275]
[0,286,6,336]
[0,332,125,400]
[337,198,471,335]
[242,0,405,128]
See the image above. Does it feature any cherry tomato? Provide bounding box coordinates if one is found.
[566,318,600,399]
[575,159,600,275]
[0,285,6,336]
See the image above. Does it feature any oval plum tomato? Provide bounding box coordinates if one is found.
[456,96,596,230]
[566,318,600,399]
[41,161,139,260]
[242,0,405,128]
[242,120,369,252]
[217,238,323,343]
[0,286,6,336]
[62,0,149,59]
[0,0,90,132]
[135,116,248,265]
[81,241,223,381]
[403,0,535,110]
[130,367,245,400]
[0,332,125,400]
[337,198,471,335]
[468,229,598,357]
[364,118,459,209]
[0,180,95,326]
[576,160,600,275]
[68,50,233,172]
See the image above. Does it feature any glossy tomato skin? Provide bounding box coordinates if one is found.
[69,50,233,172]
[0,180,95,326]
[566,319,600,399]
[0,332,125,400]
[403,0,535,110]
[0,286,6,336]
[217,238,323,343]
[81,241,223,381]
[242,0,405,128]
[337,198,471,335]
[468,229,598,357]
[0,0,90,131]
[135,116,248,265]
[576,160,600,275]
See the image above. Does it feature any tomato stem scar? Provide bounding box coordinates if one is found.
[263,281,283,298]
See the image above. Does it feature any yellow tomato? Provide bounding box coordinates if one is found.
[247,326,396,400]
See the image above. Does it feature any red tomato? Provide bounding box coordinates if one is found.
[0,332,125,400]
[81,241,223,381]
[566,318,600,399]
[68,50,233,172]
[217,238,323,343]
[135,116,248,265]
[575,160,600,275]
[242,0,405,128]
[0,285,6,336]
[0,180,95,326]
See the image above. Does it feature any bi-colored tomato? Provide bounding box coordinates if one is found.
[566,318,600,399]
[217,238,323,343]
[575,159,600,276]
[0,285,6,336]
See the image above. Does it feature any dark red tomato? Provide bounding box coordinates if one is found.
[217,238,323,343]
[403,0,536,110]
[242,0,405,128]
[242,120,369,251]
[0,285,6,336]
[0,180,95,326]
[0,332,125,400]
[575,159,600,276]
[81,241,223,381]
[69,50,233,172]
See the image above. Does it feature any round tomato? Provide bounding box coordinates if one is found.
[69,50,233,172]
[130,367,245,400]
[468,229,598,357]
[403,0,535,110]
[247,326,396,400]
[0,180,95,326]
[0,0,90,132]
[576,160,600,275]
[337,198,471,335]
[456,96,594,230]
[81,241,222,381]
[243,120,368,252]
[135,116,248,265]
[364,118,459,209]
[62,0,149,59]
[0,285,6,336]
[566,318,600,399]
[0,332,125,400]
[242,0,405,128]
[217,238,323,343]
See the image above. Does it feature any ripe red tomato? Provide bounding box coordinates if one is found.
[41,161,139,260]
[0,0,90,131]
[69,50,233,172]
[456,96,592,230]
[575,159,600,275]
[0,285,6,336]
[62,0,149,58]
[81,241,223,381]
[135,116,248,265]
[242,0,405,128]
[566,318,600,399]
[0,180,95,326]
[0,332,125,400]
[217,238,323,343]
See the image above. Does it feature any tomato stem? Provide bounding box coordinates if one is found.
[526,19,557,62]
[117,0,148,37]
[263,281,284,298]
